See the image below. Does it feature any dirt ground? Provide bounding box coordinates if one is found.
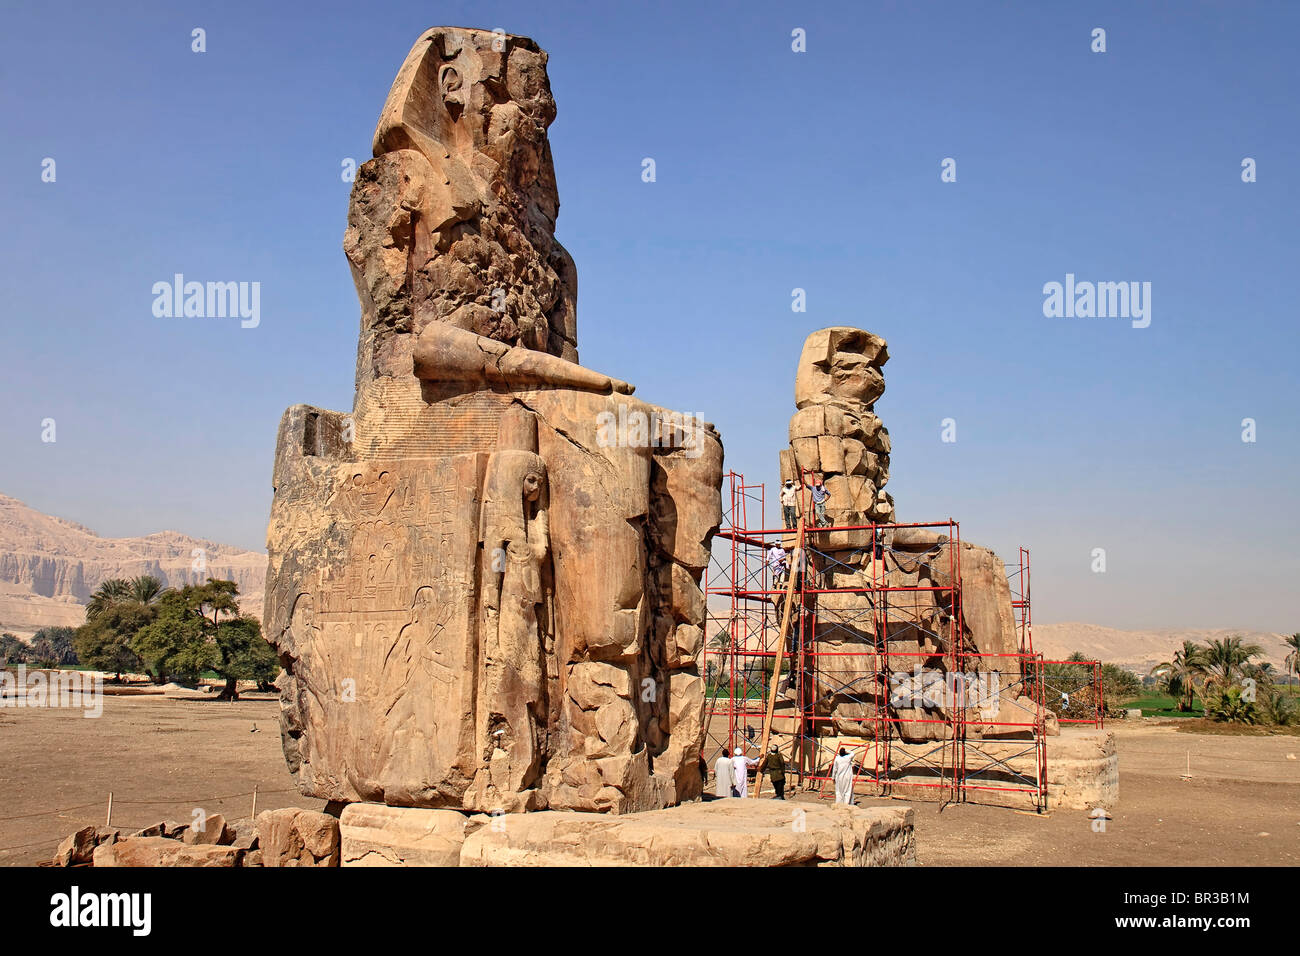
[0,692,323,866]
[2,696,1297,866]
[797,721,1300,866]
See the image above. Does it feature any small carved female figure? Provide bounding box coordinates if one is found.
[477,449,550,799]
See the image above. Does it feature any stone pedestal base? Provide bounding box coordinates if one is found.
[337,800,915,866]
[855,727,1117,810]
[462,801,914,867]
[1045,727,1118,810]
[339,804,469,866]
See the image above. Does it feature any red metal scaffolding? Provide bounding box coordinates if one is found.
[703,471,1051,810]
[1038,659,1106,727]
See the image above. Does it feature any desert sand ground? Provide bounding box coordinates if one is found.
[2,695,1296,866]
[0,691,323,866]
[849,722,1300,866]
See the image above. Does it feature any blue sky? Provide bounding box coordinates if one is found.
[1,0,1296,630]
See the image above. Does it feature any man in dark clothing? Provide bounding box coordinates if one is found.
[759,744,787,800]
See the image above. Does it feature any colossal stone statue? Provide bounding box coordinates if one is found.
[780,328,1038,746]
[781,326,896,533]
[265,27,722,815]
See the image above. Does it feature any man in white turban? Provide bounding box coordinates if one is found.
[731,745,759,799]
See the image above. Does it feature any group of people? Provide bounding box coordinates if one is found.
[780,474,830,529]
[708,477,862,808]
[708,745,859,805]
[712,745,786,800]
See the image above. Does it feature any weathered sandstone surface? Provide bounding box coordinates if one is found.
[460,801,916,867]
[265,27,722,816]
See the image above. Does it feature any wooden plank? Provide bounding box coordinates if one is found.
[753,512,805,797]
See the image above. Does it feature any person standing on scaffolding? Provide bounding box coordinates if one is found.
[805,473,830,527]
[780,479,799,529]
[832,747,856,805]
[766,542,788,590]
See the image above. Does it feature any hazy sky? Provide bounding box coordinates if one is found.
[1,1,1296,631]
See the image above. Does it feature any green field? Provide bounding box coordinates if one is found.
[1122,694,1205,718]
[705,682,766,701]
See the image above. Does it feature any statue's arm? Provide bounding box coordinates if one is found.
[413,322,633,395]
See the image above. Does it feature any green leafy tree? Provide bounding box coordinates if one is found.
[212,615,278,699]
[130,580,272,697]
[1043,658,1089,682]
[1100,663,1141,703]
[74,602,154,680]
[130,589,216,685]
[705,629,733,697]
[1041,656,1093,719]
[1245,660,1276,687]
[704,658,722,695]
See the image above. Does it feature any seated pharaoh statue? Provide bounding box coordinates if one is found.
[264,27,722,815]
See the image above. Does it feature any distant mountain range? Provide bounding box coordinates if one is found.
[1033,622,1294,674]
[0,493,265,637]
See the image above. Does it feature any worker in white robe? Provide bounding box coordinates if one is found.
[714,749,734,798]
[731,747,759,798]
[832,747,856,804]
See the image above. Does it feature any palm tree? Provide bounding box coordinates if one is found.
[1207,686,1258,724]
[1284,633,1300,695]
[1195,636,1264,692]
[85,578,132,621]
[86,575,167,621]
[1149,641,1207,712]
[128,575,166,605]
